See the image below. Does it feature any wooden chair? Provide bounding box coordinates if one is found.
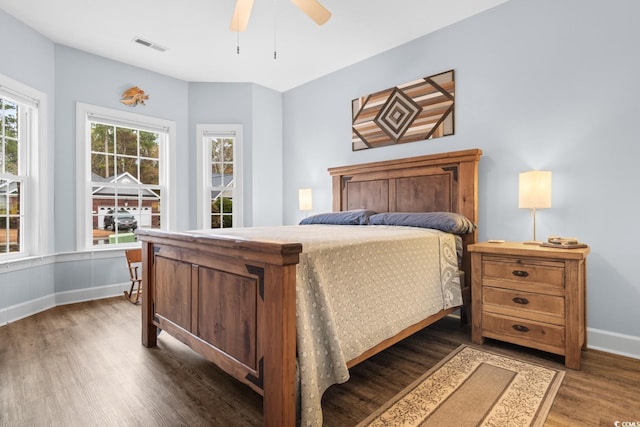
[124,248,143,304]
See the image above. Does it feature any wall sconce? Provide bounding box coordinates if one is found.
[518,170,552,245]
[298,188,313,214]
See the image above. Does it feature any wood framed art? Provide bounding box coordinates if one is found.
[352,70,455,151]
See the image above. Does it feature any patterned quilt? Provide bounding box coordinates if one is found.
[192,224,462,426]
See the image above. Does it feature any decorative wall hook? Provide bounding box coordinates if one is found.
[120,86,149,106]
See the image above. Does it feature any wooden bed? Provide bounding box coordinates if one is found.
[137,148,482,427]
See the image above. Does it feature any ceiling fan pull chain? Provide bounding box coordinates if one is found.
[273,0,278,59]
[236,7,241,54]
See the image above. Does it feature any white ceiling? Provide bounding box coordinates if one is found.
[0,0,509,92]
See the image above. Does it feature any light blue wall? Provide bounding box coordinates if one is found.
[251,84,283,226]
[187,82,283,227]
[0,9,55,98]
[0,13,281,322]
[188,82,253,228]
[1,0,638,357]
[0,9,56,322]
[50,45,191,298]
[54,45,191,247]
[282,0,640,351]
[187,81,254,226]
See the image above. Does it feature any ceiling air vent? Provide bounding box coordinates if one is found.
[133,37,167,52]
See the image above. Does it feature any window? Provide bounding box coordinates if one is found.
[196,125,243,229]
[76,103,175,249]
[0,96,21,255]
[0,75,46,260]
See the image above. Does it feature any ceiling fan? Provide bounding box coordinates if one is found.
[230,0,332,32]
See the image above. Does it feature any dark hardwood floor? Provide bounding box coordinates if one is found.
[1,297,638,426]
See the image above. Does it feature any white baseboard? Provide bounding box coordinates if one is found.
[0,283,129,326]
[54,283,129,306]
[587,327,640,360]
[0,294,56,326]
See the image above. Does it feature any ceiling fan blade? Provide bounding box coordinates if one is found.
[229,0,254,32]
[290,0,332,26]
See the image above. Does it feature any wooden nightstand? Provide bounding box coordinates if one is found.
[468,242,589,369]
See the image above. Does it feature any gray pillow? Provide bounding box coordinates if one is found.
[299,209,377,225]
[368,212,476,234]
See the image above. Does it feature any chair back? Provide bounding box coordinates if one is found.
[125,249,143,281]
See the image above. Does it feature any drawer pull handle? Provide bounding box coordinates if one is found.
[512,270,529,277]
[512,324,530,333]
[512,297,530,305]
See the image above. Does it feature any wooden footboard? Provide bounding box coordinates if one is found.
[138,229,302,427]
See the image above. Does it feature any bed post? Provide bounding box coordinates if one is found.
[141,240,158,347]
[262,263,297,427]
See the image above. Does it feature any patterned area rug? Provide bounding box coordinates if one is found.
[358,345,564,427]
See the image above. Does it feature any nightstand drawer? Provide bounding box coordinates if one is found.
[482,312,565,354]
[483,256,565,291]
[483,287,565,325]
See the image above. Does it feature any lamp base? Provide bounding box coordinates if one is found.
[523,240,543,246]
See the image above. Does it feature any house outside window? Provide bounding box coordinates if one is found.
[77,103,175,249]
[196,124,243,229]
[0,75,47,260]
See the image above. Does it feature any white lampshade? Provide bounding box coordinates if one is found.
[519,171,552,209]
[298,188,313,211]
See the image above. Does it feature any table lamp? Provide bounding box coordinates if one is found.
[518,170,552,245]
[298,188,312,216]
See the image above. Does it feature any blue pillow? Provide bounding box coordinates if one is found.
[368,212,476,234]
[299,209,377,225]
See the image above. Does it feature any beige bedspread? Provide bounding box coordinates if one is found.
[192,224,462,426]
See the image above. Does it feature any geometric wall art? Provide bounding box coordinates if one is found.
[352,70,455,151]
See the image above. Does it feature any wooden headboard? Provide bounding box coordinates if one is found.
[328,148,482,292]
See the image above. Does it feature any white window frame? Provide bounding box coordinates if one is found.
[0,74,48,261]
[196,124,243,229]
[76,103,176,250]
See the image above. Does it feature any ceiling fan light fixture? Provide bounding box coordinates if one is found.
[290,0,331,25]
[230,0,255,32]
